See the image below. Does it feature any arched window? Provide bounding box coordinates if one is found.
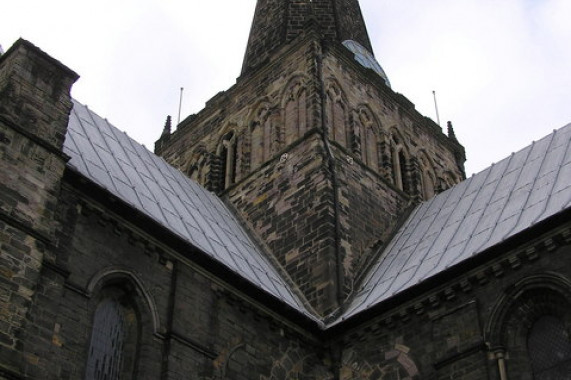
[250,104,275,171]
[486,275,571,380]
[528,315,571,378]
[365,127,379,171]
[216,131,237,191]
[326,82,348,147]
[284,80,307,145]
[390,133,409,192]
[85,287,139,380]
[251,121,264,170]
[418,153,436,200]
[356,108,380,172]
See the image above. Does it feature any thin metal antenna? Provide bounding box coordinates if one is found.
[177,87,184,125]
[432,90,441,126]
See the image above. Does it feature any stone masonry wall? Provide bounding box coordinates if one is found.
[317,45,464,297]
[242,0,372,74]
[0,40,77,379]
[242,0,288,74]
[331,147,407,297]
[332,0,373,50]
[157,34,349,316]
[321,47,465,193]
[335,224,571,379]
[22,185,330,379]
[227,134,339,316]
[157,33,317,182]
[157,31,465,315]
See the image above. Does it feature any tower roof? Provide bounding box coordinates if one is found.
[242,0,374,74]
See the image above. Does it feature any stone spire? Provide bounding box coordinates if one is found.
[162,115,172,138]
[242,0,374,74]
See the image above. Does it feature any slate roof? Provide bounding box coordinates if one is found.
[339,123,571,322]
[63,99,571,326]
[63,100,314,319]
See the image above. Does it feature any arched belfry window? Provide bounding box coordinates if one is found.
[85,287,139,380]
[528,315,571,378]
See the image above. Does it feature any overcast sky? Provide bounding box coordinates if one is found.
[2,0,570,176]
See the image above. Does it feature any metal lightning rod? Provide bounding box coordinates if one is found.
[432,90,441,126]
[177,87,184,125]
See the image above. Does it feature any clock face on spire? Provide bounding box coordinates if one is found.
[342,40,391,88]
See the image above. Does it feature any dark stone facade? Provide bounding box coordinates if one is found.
[156,25,465,316]
[1,1,570,379]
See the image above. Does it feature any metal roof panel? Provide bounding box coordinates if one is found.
[64,100,312,319]
[338,123,571,323]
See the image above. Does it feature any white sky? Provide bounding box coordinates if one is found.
[2,0,570,176]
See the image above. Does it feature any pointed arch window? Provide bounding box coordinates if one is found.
[418,154,436,200]
[357,109,380,172]
[85,288,139,380]
[250,105,275,171]
[390,134,408,192]
[326,83,348,147]
[284,81,307,145]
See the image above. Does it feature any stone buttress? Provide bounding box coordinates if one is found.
[0,39,78,377]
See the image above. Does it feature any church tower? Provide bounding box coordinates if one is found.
[155,0,465,317]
